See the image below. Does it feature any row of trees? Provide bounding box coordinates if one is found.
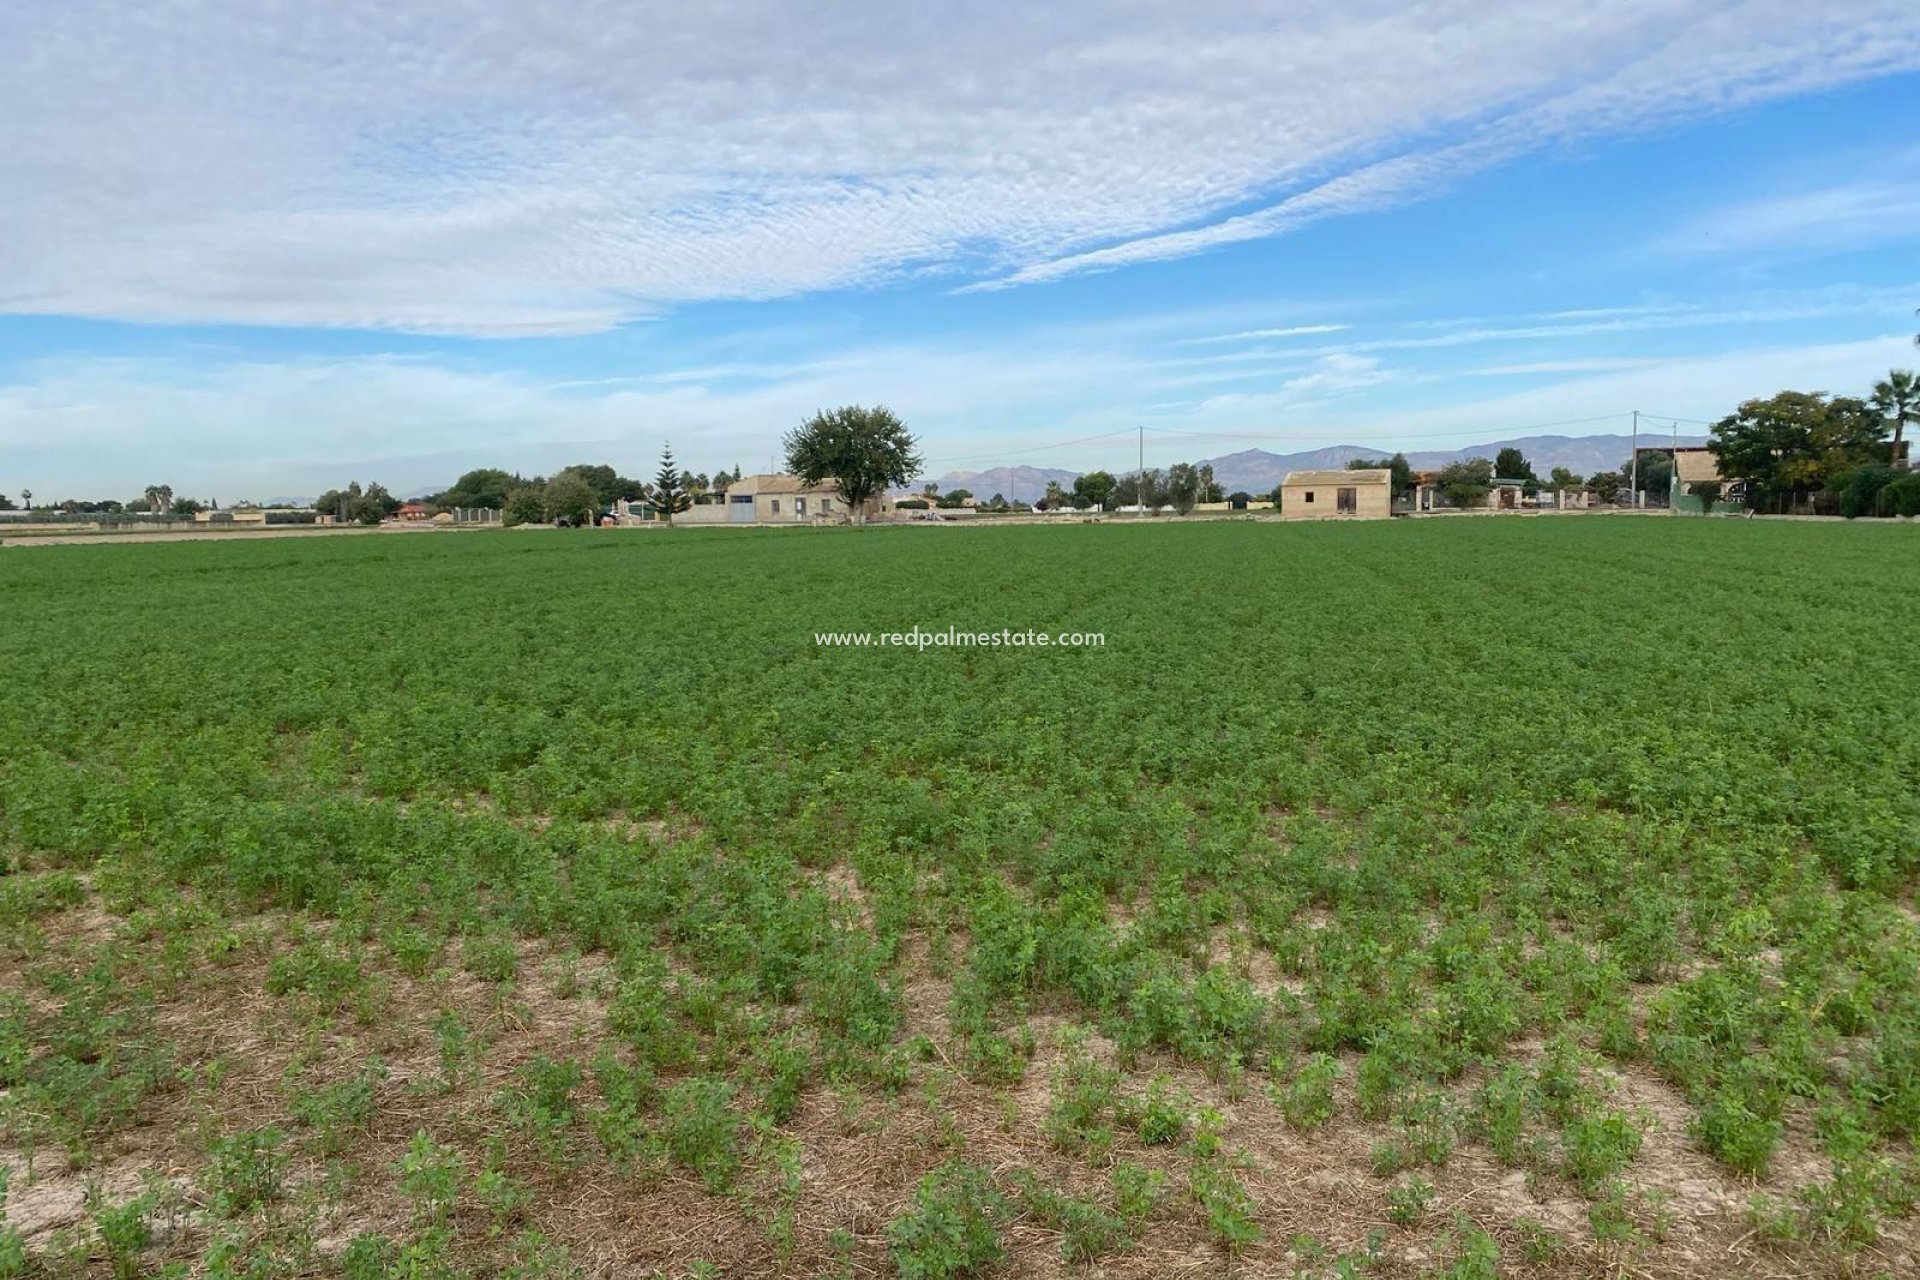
[1705,370,1917,516]
[908,464,1230,514]
[427,456,750,527]
[0,484,219,517]
[1421,449,1596,508]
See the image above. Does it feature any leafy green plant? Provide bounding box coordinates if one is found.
[499,1055,582,1151]
[1425,1213,1500,1280]
[289,1058,387,1154]
[265,939,365,1010]
[1111,1161,1165,1225]
[93,1192,155,1280]
[664,1078,741,1193]
[1562,1105,1644,1195]
[1043,1036,1120,1157]
[0,1168,28,1278]
[1189,1157,1261,1253]
[1278,1052,1340,1129]
[1120,1074,1188,1145]
[203,1128,288,1217]
[397,1130,463,1228]
[1387,1177,1434,1226]
[1693,1089,1781,1178]
[886,1161,1006,1280]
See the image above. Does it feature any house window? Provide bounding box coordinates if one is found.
[770,499,780,514]
[1337,487,1356,513]
[797,498,807,516]
[819,498,832,512]
[1304,491,1315,503]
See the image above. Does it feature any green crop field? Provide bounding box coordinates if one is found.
[2,518,1918,1279]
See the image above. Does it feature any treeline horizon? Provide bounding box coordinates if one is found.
[6,367,1911,519]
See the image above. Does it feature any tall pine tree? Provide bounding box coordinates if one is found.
[654,444,691,524]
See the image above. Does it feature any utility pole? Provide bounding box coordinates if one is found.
[1121,426,1136,514]
[1629,410,1639,508]
[1671,415,1679,514]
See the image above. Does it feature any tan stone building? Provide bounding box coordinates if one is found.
[1670,447,1735,513]
[1672,448,1724,489]
[677,473,896,524]
[1278,468,1393,520]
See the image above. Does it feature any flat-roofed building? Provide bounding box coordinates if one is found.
[1279,468,1393,520]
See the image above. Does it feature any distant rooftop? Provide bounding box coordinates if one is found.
[1282,468,1392,487]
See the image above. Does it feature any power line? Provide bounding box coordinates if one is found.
[920,427,1136,467]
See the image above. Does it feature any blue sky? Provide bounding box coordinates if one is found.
[2,1,1917,499]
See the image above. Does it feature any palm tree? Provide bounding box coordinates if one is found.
[1872,369,1917,471]
[20,488,31,511]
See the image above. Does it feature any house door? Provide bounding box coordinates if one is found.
[1336,487,1357,514]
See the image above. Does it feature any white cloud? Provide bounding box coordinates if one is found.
[1180,284,1920,357]
[3,2,1918,333]
[1659,178,1920,257]
[1465,358,1663,376]
[1177,324,1349,345]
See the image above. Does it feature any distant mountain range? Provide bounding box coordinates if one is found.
[922,433,1703,500]
[917,465,1082,504]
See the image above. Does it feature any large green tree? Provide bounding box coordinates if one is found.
[1708,391,1887,512]
[437,468,517,509]
[1112,469,1166,511]
[1871,369,1916,470]
[1586,470,1623,504]
[653,445,691,524]
[1493,448,1536,482]
[1072,470,1116,510]
[1436,458,1493,508]
[543,472,598,526]
[783,405,921,524]
[502,486,548,527]
[1629,451,1674,502]
[1547,466,1583,492]
[1349,453,1413,498]
[1166,463,1202,514]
